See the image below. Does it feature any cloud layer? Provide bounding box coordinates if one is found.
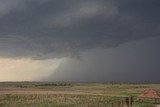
[47,37,160,83]
[0,0,160,59]
[0,0,160,82]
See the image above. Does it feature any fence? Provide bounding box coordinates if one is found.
[59,97,131,107]
[63,96,160,107]
[133,96,160,104]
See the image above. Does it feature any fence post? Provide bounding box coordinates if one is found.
[126,97,129,107]
[155,98,157,104]
[130,96,133,107]
[122,100,124,107]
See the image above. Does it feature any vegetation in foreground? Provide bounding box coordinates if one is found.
[0,82,159,107]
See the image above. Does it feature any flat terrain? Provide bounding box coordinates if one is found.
[0,82,160,107]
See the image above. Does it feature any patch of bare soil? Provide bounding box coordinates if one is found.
[139,89,160,98]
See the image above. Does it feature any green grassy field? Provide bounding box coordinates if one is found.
[0,82,159,107]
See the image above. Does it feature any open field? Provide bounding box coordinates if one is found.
[0,82,160,107]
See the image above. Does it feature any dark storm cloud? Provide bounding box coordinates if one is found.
[0,0,160,59]
[47,37,160,83]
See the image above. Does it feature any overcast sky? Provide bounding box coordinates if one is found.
[0,0,160,82]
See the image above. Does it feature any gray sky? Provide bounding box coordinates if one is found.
[0,0,160,82]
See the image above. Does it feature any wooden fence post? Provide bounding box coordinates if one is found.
[122,100,124,107]
[130,96,133,107]
[126,97,129,107]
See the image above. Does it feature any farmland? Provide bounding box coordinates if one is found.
[0,82,160,107]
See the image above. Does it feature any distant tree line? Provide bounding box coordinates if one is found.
[35,82,71,87]
[17,85,28,88]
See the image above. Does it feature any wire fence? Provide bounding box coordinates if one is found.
[58,97,129,107]
[62,96,160,107]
